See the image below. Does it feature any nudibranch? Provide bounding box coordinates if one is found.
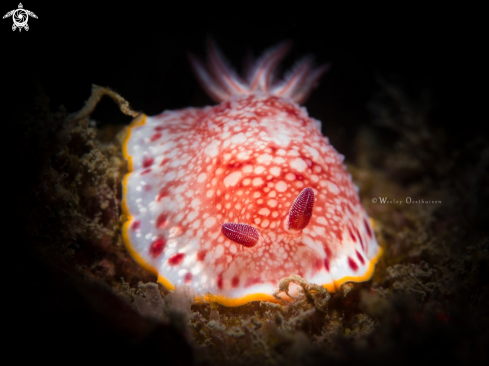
[121,41,382,306]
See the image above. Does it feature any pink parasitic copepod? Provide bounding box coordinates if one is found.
[121,40,382,306]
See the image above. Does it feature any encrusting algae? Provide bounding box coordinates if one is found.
[12,80,489,366]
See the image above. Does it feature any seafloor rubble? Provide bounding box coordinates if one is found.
[11,81,488,365]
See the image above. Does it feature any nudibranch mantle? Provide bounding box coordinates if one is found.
[122,42,382,306]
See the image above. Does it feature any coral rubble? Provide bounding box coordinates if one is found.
[11,81,489,365]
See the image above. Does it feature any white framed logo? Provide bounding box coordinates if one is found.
[3,3,37,31]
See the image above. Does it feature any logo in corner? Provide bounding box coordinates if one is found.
[3,3,37,32]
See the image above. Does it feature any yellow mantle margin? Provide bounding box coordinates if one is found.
[121,113,384,308]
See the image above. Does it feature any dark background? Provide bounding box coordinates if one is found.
[3,2,483,364]
[4,4,475,152]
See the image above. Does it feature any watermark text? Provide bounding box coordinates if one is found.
[371,197,441,205]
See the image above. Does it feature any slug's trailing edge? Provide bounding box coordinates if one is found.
[121,41,382,306]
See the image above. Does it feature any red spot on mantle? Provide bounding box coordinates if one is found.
[142,156,154,168]
[217,274,223,290]
[348,226,357,242]
[348,257,358,272]
[159,158,170,167]
[354,226,364,251]
[324,257,330,271]
[231,276,239,288]
[156,213,169,229]
[168,253,185,265]
[157,187,169,202]
[364,218,373,239]
[150,133,162,142]
[196,250,207,261]
[131,220,141,231]
[140,169,151,176]
[149,237,165,257]
[356,250,365,265]
[184,272,192,284]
